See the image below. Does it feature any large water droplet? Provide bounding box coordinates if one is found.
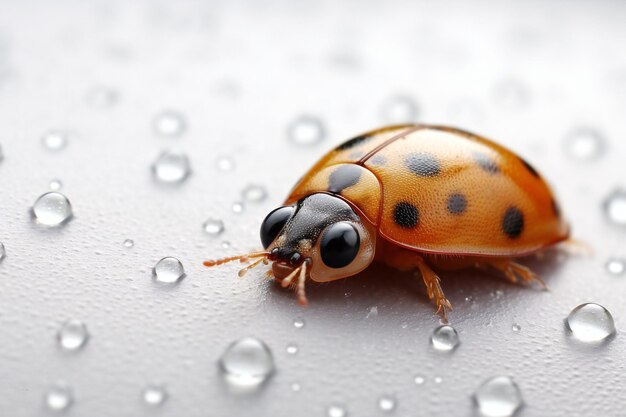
[327,404,348,417]
[153,111,186,137]
[566,303,616,342]
[603,189,626,226]
[474,376,523,417]
[381,95,418,123]
[606,257,626,276]
[378,395,397,412]
[0,241,5,262]
[153,257,185,283]
[430,325,460,351]
[203,218,225,236]
[49,179,63,190]
[142,384,167,406]
[288,116,326,146]
[42,131,68,151]
[563,127,605,161]
[45,382,73,411]
[219,337,274,388]
[151,150,191,184]
[57,320,89,351]
[242,184,268,203]
[293,317,305,329]
[32,192,73,226]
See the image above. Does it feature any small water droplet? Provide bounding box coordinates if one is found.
[434,376,443,384]
[86,86,118,108]
[512,324,521,333]
[42,131,68,151]
[414,375,425,385]
[219,337,274,388]
[381,95,418,123]
[242,184,268,203]
[0,242,5,262]
[203,218,225,236]
[151,150,191,184]
[288,116,326,146]
[49,179,63,190]
[57,320,89,351]
[603,189,626,226]
[566,303,616,343]
[153,110,186,137]
[291,382,301,392]
[142,384,167,406]
[564,127,605,161]
[221,241,231,249]
[286,343,299,355]
[45,382,73,411]
[327,404,347,417]
[431,325,460,351]
[232,202,244,214]
[216,156,235,171]
[474,376,523,417]
[606,257,626,276]
[32,192,73,226]
[293,317,305,329]
[123,239,134,248]
[378,395,396,412]
[400,322,408,329]
[153,257,185,284]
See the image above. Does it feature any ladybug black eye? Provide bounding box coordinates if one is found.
[320,222,360,269]
[260,206,294,249]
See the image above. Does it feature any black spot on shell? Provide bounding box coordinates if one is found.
[473,152,500,174]
[336,134,371,151]
[502,206,524,239]
[369,154,386,166]
[405,153,441,177]
[393,202,419,228]
[328,165,362,194]
[447,193,467,215]
[520,157,540,178]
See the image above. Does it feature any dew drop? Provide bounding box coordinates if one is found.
[566,303,616,343]
[288,115,326,146]
[563,127,605,161]
[142,384,167,406]
[414,375,425,385]
[378,395,396,412]
[242,184,268,203]
[86,86,118,108]
[203,218,225,236]
[153,110,186,137]
[42,131,68,151]
[0,241,5,262]
[57,320,89,351]
[221,241,231,249]
[606,257,626,276]
[123,239,134,248]
[216,155,235,171]
[327,404,348,417]
[473,376,523,417]
[49,179,63,190]
[219,337,274,388]
[151,150,191,184]
[32,192,73,226]
[511,324,521,333]
[45,382,73,411]
[603,189,626,226]
[434,376,443,384]
[153,257,185,284]
[430,325,460,351]
[286,343,299,355]
[291,382,301,392]
[293,317,305,329]
[381,95,418,123]
[232,202,244,214]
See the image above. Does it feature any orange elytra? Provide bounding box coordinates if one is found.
[204,124,569,321]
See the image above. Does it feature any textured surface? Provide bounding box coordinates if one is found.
[1,1,626,416]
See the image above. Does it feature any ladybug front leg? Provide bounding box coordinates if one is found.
[414,257,453,323]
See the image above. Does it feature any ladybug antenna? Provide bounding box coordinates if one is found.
[203,251,270,268]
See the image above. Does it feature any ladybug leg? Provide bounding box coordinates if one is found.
[487,259,548,290]
[414,257,453,322]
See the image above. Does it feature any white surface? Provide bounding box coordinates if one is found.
[0,1,625,416]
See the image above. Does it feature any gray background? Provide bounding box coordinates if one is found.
[1,0,625,416]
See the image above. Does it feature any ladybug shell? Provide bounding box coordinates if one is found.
[285,125,569,257]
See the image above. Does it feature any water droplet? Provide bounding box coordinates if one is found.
[434,376,443,384]
[414,375,425,385]
[0,144,4,162]
[153,110,186,137]
[327,404,348,417]
[45,382,73,411]
[221,241,231,249]
[286,343,299,355]
[564,127,605,161]
[86,86,118,108]
[42,131,68,151]
[430,325,460,351]
[32,192,73,226]
[291,382,301,392]
[381,95,418,123]
[123,239,134,248]
[512,324,521,333]
[378,395,396,412]
[57,320,89,350]
[153,257,185,284]
[49,179,63,190]
[232,202,244,214]
[293,317,305,329]
[219,337,274,387]
[0,242,5,262]
[566,303,616,342]
[474,376,523,417]
[288,116,326,146]
[603,189,626,226]
[142,384,167,406]
[203,218,225,236]
[606,257,626,276]
[151,150,191,184]
[242,184,268,203]
[216,155,235,171]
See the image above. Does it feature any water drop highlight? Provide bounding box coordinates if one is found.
[42,131,68,151]
[566,303,616,343]
[606,258,626,276]
[123,239,134,248]
[327,404,347,417]
[151,150,191,184]
[45,382,73,411]
[378,395,397,412]
[142,384,167,406]
[153,110,186,137]
[381,95,418,124]
[474,376,523,417]
[293,317,305,329]
[49,179,62,190]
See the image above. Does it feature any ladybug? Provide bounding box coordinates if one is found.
[204,125,569,320]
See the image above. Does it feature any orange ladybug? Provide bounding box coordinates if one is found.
[204,125,569,321]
